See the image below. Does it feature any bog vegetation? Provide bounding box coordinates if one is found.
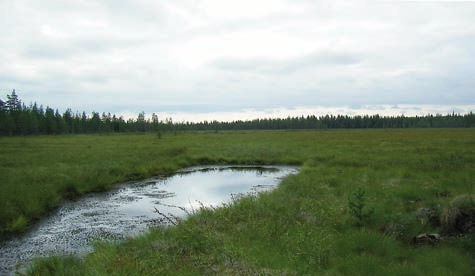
[1,127,474,275]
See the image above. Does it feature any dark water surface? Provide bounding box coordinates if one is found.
[0,165,298,275]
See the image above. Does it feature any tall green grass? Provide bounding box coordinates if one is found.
[2,129,475,275]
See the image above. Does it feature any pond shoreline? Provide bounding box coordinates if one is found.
[0,165,299,275]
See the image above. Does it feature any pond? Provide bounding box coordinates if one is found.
[0,165,299,275]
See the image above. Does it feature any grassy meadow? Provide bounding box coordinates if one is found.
[1,129,474,275]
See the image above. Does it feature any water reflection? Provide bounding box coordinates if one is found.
[0,165,298,275]
[120,165,295,218]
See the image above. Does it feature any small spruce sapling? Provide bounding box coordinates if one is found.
[347,187,374,226]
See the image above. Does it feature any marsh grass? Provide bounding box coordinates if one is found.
[441,194,475,234]
[2,129,475,275]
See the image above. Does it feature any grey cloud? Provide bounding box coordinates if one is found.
[281,52,360,73]
[211,51,360,74]
[21,35,141,60]
[1,0,474,119]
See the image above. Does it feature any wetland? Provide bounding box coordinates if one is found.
[0,165,298,275]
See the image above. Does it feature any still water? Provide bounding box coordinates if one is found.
[0,165,298,275]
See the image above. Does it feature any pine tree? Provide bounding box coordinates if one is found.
[6,89,21,113]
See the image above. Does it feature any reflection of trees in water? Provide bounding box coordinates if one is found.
[176,165,282,177]
[227,166,279,176]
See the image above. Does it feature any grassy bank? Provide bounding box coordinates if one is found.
[1,129,474,275]
[1,130,310,234]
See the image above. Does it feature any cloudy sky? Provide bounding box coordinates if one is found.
[1,0,474,122]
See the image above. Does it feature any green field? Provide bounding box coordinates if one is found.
[1,129,475,275]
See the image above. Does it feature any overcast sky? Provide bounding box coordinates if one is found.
[1,0,474,122]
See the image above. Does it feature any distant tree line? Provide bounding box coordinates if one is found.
[173,112,475,132]
[0,90,161,136]
[0,90,474,136]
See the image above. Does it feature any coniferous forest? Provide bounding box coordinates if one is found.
[1,89,474,136]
